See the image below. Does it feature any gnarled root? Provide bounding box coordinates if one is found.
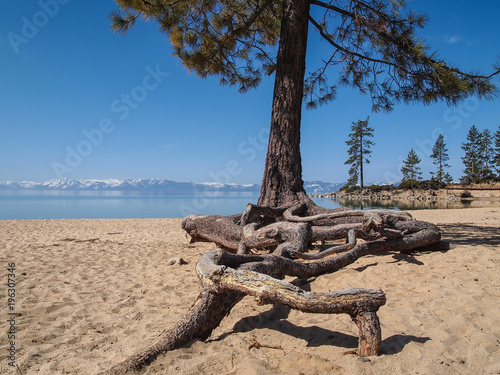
[98,250,386,374]
[99,204,441,374]
[182,205,440,258]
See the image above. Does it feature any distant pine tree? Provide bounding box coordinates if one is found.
[461,125,483,183]
[479,129,495,181]
[344,117,374,188]
[430,134,452,183]
[495,125,500,176]
[401,148,422,189]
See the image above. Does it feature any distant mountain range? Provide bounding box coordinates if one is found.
[0,178,347,195]
[303,180,346,194]
[0,178,260,194]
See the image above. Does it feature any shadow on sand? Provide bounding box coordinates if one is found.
[437,223,500,247]
[219,300,430,355]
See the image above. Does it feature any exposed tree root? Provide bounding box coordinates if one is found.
[97,289,244,375]
[98,203,441,374]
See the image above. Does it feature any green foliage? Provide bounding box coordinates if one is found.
[461,124,484,183]
[460,125,498,183]
[363,184,382,193]
[110,0,499,109]
[340,184,395,193]
[479,129,495,180]
[495,125,500,175]
[401,148,422,189]
[398,179,446,190]
[109,9,138,33]
[426,179,447,190]
[111,0,281,93]
[397,179,415,190]
[345,167,359,188]
[430,134,452,183]
[365,184,396,192]
[344,117,374,188]
[460,190,472,199]
[341,181,448,193]
[340,185,362,193]
[304,0,499,111]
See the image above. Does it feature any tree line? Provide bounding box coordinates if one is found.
[345,118,500,189]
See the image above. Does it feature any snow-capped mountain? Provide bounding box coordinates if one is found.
[369,181,398,187]
[0,178,343,194]
[0,178,261,193]
[304,180,346,194]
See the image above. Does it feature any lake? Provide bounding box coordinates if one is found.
[0,191,492,220]
[0,191,257,220]
[0,191,347,220]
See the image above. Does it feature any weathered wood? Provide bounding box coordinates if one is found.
[239,203,288,226]
[100,203,441,373]
[293,229,357,260]
[214,220,441,279]
[182,214,242,251]
[98,237,395,374]
[284,203,413,223]
[97,289,244,375]
[182,210,435,257]
[351,310,383,356]
[197,251,386,316]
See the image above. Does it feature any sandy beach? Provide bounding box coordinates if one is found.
[1,207,499,374]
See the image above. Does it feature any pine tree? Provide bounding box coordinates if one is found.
[461,125,483,184]
[101,3,500,371]
[494,125,500,176]
[344,117,374,188]
[479,129,495,181]
[401,149,422,189]
[430,134,452,184]
[110,0,500,207]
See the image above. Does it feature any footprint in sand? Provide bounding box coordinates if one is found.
[197,357,230,374]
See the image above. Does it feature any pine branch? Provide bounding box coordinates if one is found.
[308,16,401,69]
[109,9,141,34]
[232,0,275,37]
[310,0,353,17]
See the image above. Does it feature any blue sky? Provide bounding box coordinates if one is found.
[0,0,499,185]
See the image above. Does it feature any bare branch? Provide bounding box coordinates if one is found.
[310,0,353,17]
[308,16,404,70]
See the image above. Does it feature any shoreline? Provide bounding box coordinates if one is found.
[311,188,500,210]
[313,187,500,200]
[1,208,500,374]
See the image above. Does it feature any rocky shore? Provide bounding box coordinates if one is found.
[312,187,500,202]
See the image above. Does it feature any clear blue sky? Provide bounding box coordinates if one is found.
[1,0,499,184]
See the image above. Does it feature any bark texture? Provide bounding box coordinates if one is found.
[351,311,382,357]
[99,202,441,374]
[258,0,310,207]
[99,248,387,375]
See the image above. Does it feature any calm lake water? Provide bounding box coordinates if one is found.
[0,191,262,220]
[0,191,493,220]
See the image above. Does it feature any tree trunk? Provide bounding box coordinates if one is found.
[439,156,443,182]
[258,0,310,207]
[360,134,364,189]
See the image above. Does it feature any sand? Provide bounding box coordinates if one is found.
[1,208,499,374]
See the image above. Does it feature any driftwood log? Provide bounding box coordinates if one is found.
[98,203,441,374]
